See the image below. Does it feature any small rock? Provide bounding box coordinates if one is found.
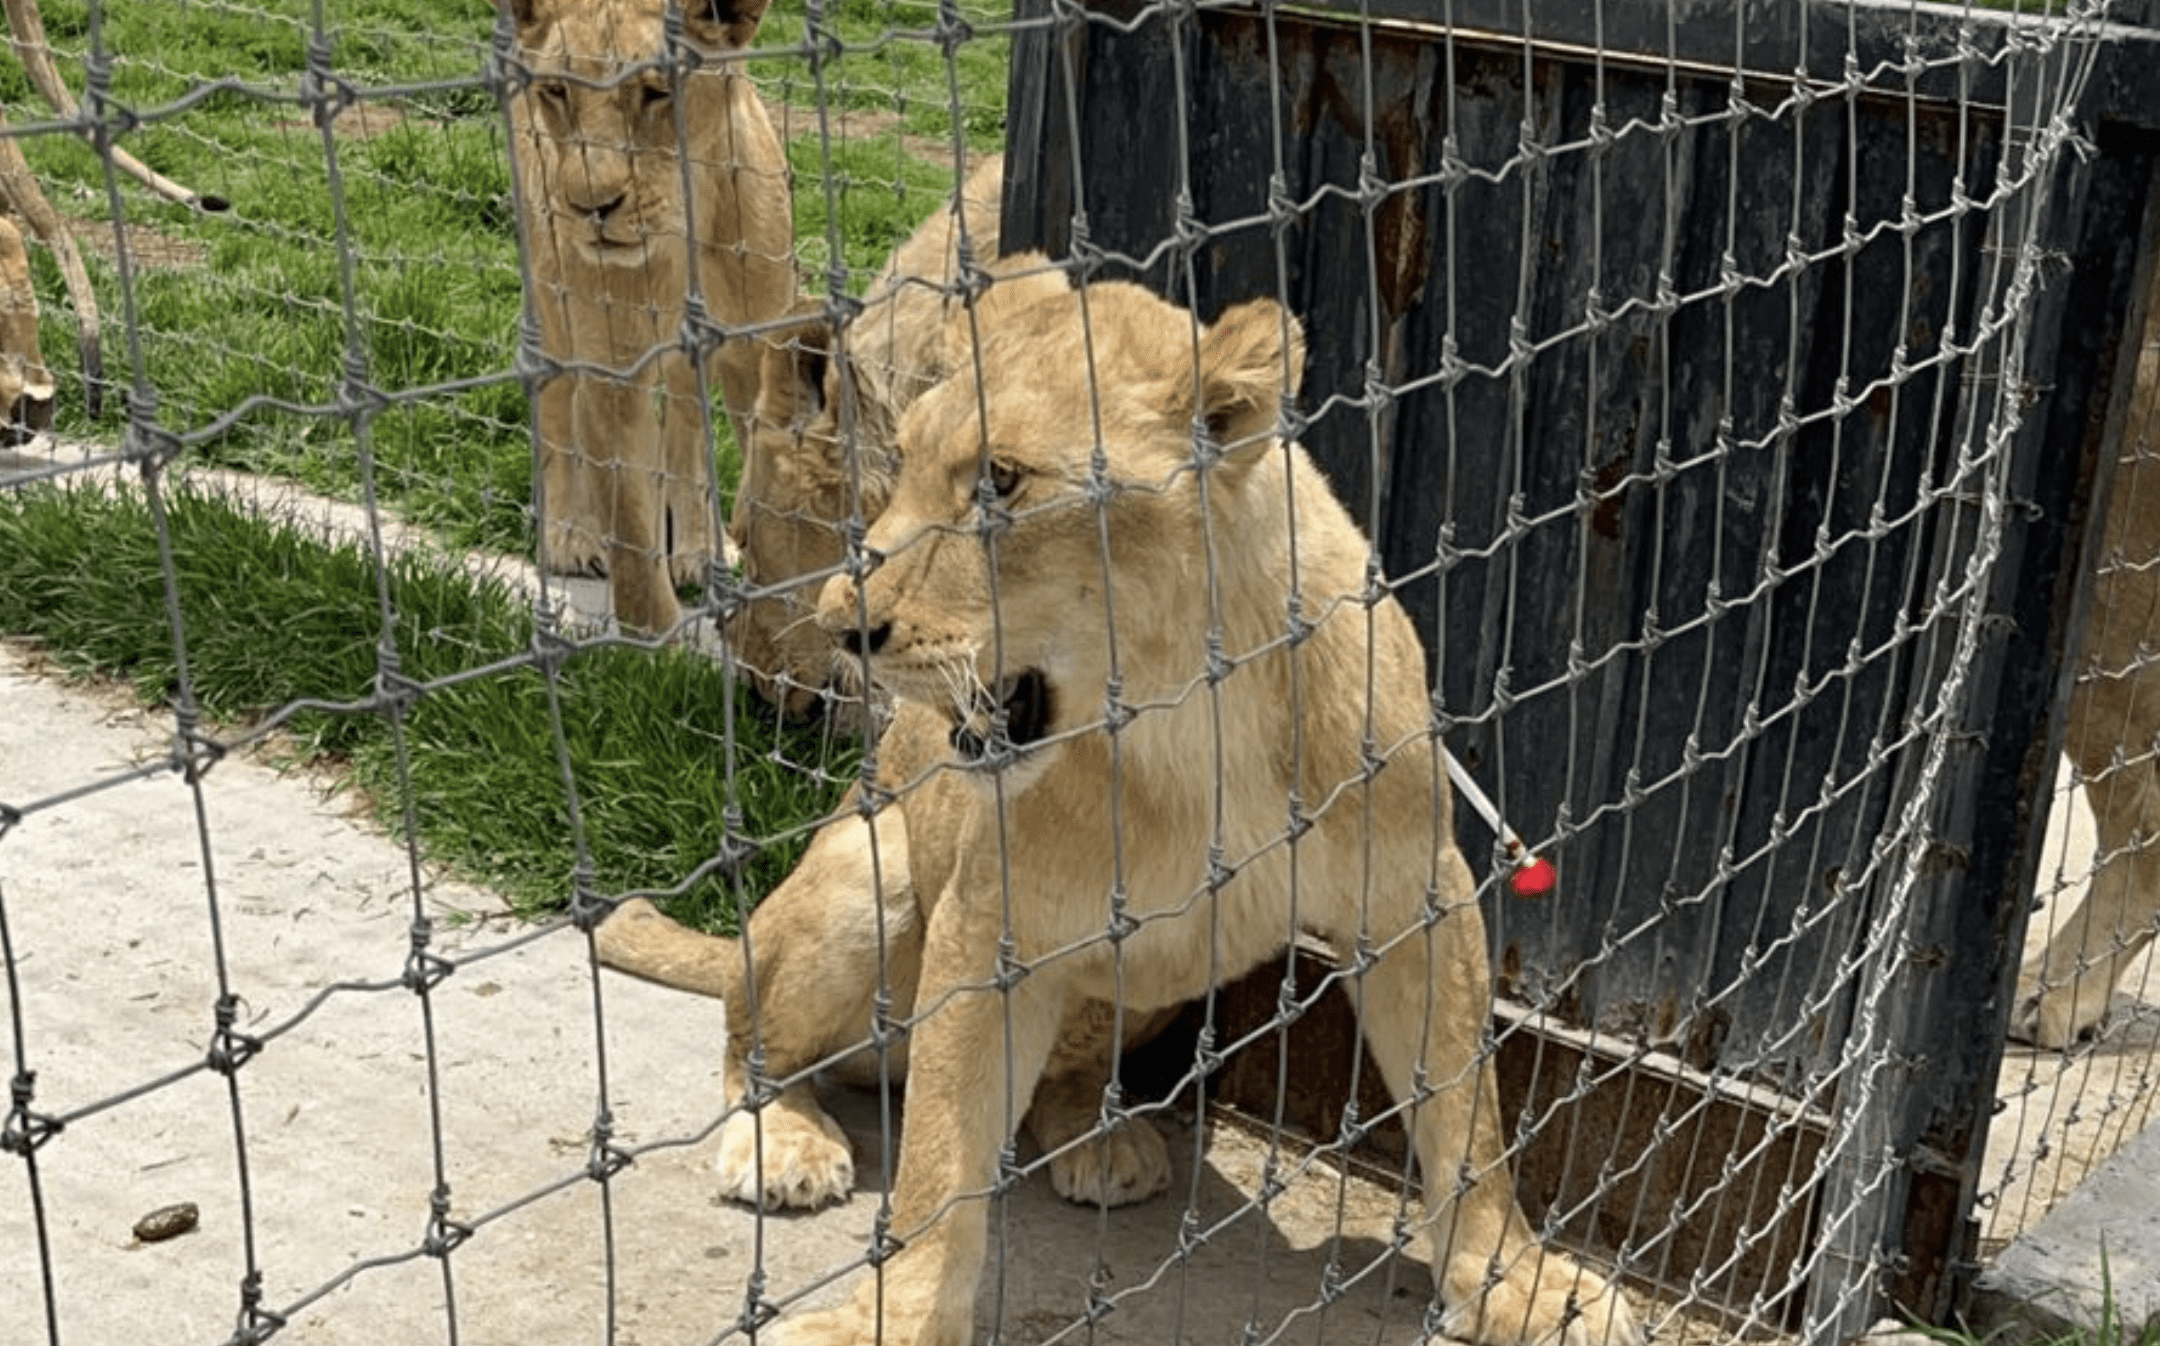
[132,1201,199,1244]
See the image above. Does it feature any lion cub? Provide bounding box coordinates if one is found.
[726,154,1005,715]
[752,258,1640,1346]
[597,168,1174,1215]
[501,0,796,635]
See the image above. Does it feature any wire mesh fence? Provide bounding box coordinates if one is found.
[3,2,2160,1345]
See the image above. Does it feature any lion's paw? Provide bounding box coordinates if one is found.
[1046,1118,1172,1209]
[1446,1260,1641,1346]
[714,1099,855,1210]
[544,520,608,578]
[666,544,714,589]
[2009,970,2112,1050]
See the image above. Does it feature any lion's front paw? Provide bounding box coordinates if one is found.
[1046,1117,1172,1208]
[666,543,714,589]
[1447,1258,1641,1346]
[544,517,608,578]
[2010,968,2114,1049]
[714,1095,855,1210]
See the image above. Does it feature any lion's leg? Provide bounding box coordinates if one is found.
[587,379,682,636]
[2019,404,2160,1045]
[710,335,763,577]
[597,807,918,1209]
[2017,560,2160,1047]
[659,352,718,589]
[537,373,604,577]
[772,888,1066,1346]
[2018,753,2160,1047]
[1023,1000,1173,1208]
[1339,847,1637,1346]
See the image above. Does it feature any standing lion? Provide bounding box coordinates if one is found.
[499,0,795,634]
[2015,319,2160,1047]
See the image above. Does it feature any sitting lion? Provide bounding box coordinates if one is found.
[500,0,795,634]
[597,174,1175,1214]
[727,155,1004,715]
[747,256,1637,1346]
[2014,324,2160,1047]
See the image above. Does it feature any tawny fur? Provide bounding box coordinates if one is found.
[0,213,52,439]
[2014,319,2160,1047]
[595,186,1175,1215]
[748,257,1641,1346]
[596,701,1177,1214]
[501,0,795,635]
[727,154,1005,714]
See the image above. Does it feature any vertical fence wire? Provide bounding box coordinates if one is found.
[1,3,2156,1346]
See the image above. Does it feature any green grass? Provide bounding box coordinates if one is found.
[0,481,856,931]
[1906,1250,2160,1346]
[5,0,1010,552]
[0,0,1007,927]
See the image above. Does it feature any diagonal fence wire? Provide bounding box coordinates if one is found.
[1,2,2155,1345]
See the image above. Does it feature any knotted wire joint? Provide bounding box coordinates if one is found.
[207,993,263,1077]
[2,1071,62,1156]
[586,1109,633,1184]
[300,31,358,131]
[566,863,614,934]
[230,1268,288,1345]
[423,1184,472,1258]
[402,916,454,995]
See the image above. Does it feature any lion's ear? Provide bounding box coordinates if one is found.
[687,0,772,50]
[496,0,543,31]
[1192,299,1303,457]
[756,317,835,432]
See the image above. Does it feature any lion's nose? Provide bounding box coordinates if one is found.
[837,620,891,657]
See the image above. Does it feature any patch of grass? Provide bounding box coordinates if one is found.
[787,131,970,288]
[1906,1251,2160,1346]
[10,0,1008,550]
[0,482,857,932]
[0,0,1006,928]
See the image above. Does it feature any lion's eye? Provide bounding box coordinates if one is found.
[639,83,671,114]
[535,80,568,105]
[986,457,1023,500]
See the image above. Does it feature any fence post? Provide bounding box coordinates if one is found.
[1799,53,2160,1341]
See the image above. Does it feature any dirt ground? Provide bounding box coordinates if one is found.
[0,640,1484,1346]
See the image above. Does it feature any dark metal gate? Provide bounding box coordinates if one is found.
[1002,2,2160,1335]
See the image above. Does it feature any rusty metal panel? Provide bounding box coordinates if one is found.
[1006,0,2003,1087]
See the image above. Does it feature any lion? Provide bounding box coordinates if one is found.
[746,255,1639,1346]
[500,0,796,635]
[596,692,1179,1214]
[2013,323,2160,1048]
[596,200,1176,1215]
[727,155,1004,716]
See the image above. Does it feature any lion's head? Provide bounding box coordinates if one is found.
[725,311,904,716]
[813,254,1305,770]
[501,0,774,281]
[727,158,1005,717]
